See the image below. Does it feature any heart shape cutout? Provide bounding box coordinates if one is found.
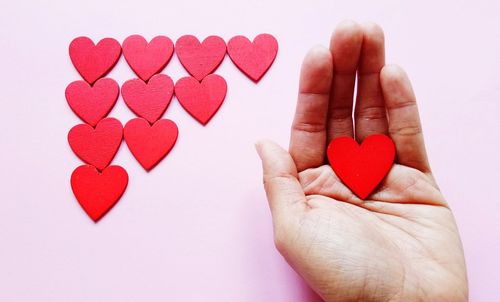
[121,74,174,124]
[122,35,174,81]
[227,34,278,82]
[327,134,395,199]
[71,164,128,222]
[68,118,123,171]
[66,78,119,127]
[174,74,227,125]
[124,118,178,171]
[69,37,121,84]
[175,35,226,81]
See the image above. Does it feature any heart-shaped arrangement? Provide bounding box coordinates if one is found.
[327,134,396,200]
[67,34,278,222]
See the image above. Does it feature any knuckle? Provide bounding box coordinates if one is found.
[328,104,352,122]
[263,174,298,195]
[291,120,326,133]
[389,125,422,136]
[386,100,416,110]
[264,174,296,186]
[355,104,387,121]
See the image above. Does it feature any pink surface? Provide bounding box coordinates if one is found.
[0,0,499,301]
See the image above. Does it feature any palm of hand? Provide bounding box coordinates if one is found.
[257,21,467,302]
[290,164,466,301]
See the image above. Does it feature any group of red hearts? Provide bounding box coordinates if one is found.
[66,33,398,223]
[67,34,278,222]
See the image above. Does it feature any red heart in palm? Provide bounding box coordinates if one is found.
[327,134,396,199]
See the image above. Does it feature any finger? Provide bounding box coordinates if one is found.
[256,140,306,219]
[327,20,363,141]
[380,65,431,173]
[289,46,333,172]
[354,23,389,142]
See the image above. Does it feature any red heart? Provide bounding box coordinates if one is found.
[227,34,278,82]
[68,118,123,171]
[174,74,227,125]
[122,35,174,81]
[65,78,119,127]
[327,134,396,200]
[121,74,174,124]
[71,164,128,222]
[69,37,121,84]
[124,118,178,171]
[175,35,226,81]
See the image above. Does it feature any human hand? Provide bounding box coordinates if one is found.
[256,21,468,302]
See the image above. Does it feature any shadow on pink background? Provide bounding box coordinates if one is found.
[0,0,499,301]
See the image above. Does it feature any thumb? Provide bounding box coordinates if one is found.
[255,140,306,218]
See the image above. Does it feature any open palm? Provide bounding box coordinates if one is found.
[256,21,467,301]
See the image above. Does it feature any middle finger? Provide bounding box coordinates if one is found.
[354,23,389,142]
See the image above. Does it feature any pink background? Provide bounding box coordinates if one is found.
[1,0,499,301]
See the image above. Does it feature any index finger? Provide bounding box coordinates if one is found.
[380,65,431,173]
[289,46,333,172]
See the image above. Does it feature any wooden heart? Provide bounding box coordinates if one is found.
[65,78,119,127]
[227,34,278,82]
[174,74,227,125]
[327,134,395,199]
[122,35,174,81]
[68,118,123,171]
[121,74,174,124]
[71,164,128,222]
[124,118,178,171]
[69,37,121,84]
[175,35,226,81]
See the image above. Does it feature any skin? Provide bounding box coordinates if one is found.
[256,21,468,302]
